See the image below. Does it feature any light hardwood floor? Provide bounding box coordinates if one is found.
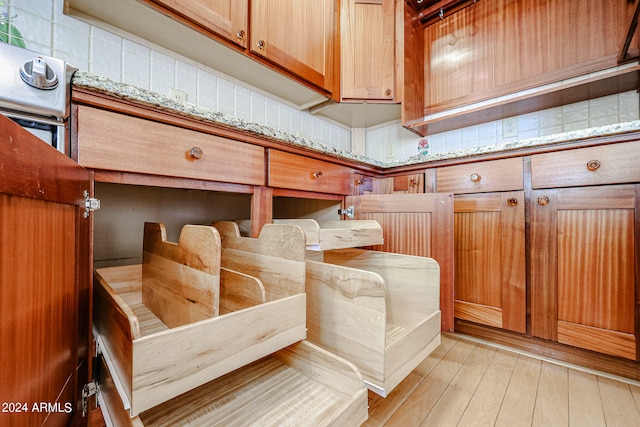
[364,334,640,427]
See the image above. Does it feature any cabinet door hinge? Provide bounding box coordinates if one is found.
[81,379,99,417]
[338,205,355,219]
[83,190,101,218]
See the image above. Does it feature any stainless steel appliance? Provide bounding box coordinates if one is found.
[0,42,77,156]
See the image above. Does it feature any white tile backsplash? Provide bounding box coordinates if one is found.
[366,87,639,162]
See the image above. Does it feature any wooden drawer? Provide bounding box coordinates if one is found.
[531,141,640,188]
[97,340,368,426]
[76,106,265,185]
[268,150,354,195]
[436,157,524,194]
[93,221,307,416]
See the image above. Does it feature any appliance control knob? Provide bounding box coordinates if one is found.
[20,57,59,90]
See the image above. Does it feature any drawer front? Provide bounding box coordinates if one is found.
[76,106,265,186]
[268,150,354,195]
[436,157,523,194]
[531,141,640,188]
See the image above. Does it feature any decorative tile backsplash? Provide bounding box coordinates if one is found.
[5,0,350,152]
[4,0,638,163]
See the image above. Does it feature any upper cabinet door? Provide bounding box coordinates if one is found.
[154,0,249,47]
[341,0,395,101]
[250,0,336,93]
[0,116,91,425]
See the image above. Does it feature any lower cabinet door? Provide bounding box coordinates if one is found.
[530,185,637,360]
[453,191,527,334]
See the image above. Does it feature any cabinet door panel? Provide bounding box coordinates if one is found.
[531,185,637,360]
[453,191,526,333]
[154,0,248,47]
[341,0,395,100]
[0,116,90,426]
[251,0,334,91]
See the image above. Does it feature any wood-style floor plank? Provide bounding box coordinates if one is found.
[384,339,477,426]
[420,344,497,426]
[364,373,424,427]
[494,355,542,427]
[412,335,457,377]
[598,377,640,427]
[568,369,606,427]
[456,348,518,426]
[532,362,569,426]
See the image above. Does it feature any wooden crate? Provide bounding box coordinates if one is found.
[93,222,307,416]
[272,219,384,250]
[97,340,368,426]
[306,248,442,396]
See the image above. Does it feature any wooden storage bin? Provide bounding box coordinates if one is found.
[97,340,368,427]
[93,222,307,416]
[272,218,384,250]
[306,248,441,396]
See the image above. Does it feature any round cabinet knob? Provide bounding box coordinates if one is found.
[537,195,550,206]
[409,178,419,187]
[385,88,392,96]
[257,39,265,49]
[312,171,323,179]
[237,29,246,40]
[470,173,481,182]
[356,177,366,185]
[506,197,518,207]
[189,146,204,160]
[586,160,601,171]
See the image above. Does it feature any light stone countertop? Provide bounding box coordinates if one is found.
[72,71,640,169]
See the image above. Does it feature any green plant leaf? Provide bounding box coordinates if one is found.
[9,21,25,48]
[0,20,9,44]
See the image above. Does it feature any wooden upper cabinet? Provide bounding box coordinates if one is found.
[150,0,248,48]
[423,0,636,110]
[250,0,337,93]
[341,0,396,101]
[404,0,640,134]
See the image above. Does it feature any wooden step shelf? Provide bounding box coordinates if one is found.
[93,222,308,417]
[97,340,368,426]
[305,248,442,396]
